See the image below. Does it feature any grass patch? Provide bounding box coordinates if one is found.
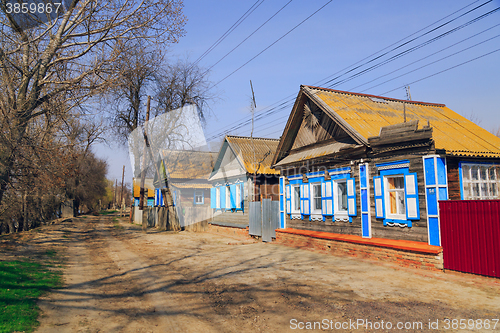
[99,210,117,215]
[45,249,56,257]
[0,260,62,333]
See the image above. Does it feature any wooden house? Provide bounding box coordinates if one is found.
[132,169,156,223]
[209,135,280,226]
[273,85,500,247]
[154,150,217,206]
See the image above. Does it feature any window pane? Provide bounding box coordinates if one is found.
[338,182,347,211]
[389,191,397,214]
[489,183,498,198]
[489,166,497,181]
[481,183,488,197]
[314,184,321,198]
[462,165,470,180]
[394,177,404,189]
[294,187,300,211]
[315,197,321,210]
[480,166,488,181]
[472,183,480,198]
[464,183,472,199]
[471,166,479,180]
[397,191,405,215]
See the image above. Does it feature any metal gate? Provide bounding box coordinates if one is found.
[249,199,279,242]
[440,200,500,278]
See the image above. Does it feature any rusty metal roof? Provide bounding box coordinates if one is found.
[226,135,281,174]
[306,86,500,158]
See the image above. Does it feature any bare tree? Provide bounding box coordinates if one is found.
[0,0,186,207]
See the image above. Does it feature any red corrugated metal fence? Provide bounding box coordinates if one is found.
[440,200,500,278]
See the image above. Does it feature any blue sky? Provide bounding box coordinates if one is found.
[98,0,500,182]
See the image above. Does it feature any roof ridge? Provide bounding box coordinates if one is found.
[226,134,280,142]
[303,85,446,107]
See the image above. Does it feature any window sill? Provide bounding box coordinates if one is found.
[383,218,412,228]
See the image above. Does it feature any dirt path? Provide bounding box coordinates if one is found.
[4,215,498,332]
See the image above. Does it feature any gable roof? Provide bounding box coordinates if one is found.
[273,85,500,165]
[211,135,281,179]
[160,150,217,180]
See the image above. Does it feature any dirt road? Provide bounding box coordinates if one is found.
[9,215,500,332]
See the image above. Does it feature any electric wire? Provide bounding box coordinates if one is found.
[205,0,488,139]
[360,33,500,92]
[192,0,265,67]
[349,22,500,92]
[207,0,334,90]
[205,0,294,73]
[205,1,497,141]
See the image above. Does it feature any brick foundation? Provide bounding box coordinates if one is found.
[208,223,254,240]
[275,229,443,271]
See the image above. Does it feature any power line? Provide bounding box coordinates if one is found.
[205,0,294,73]
[361,33,500,92]
[324,5,500,89]
[205,0,488,140]
[349,22,500,91]
[208,0,334,90]
[323,0,493,86]
[205,0,496,141]
[192,0,266,67]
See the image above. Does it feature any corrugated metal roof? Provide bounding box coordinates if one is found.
[161,150,217,180]
[171,183,212,189]
[307,86,500,158]
[275,141,360,166]
[226,135,281,174]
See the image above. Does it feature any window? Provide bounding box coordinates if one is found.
[334,180,348,215]
[236,185,241,208]
[216,187,220,208]
[292,185,300,213]
[194,190,203,204]
[385,176,405,219]
[226,185,230,209]
[311,183,322,214]
[462,163,499,200]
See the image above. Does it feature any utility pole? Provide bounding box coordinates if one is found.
[114,179,117,209]
[139,96,151,211]
[120,165,125,205]
[250,80,257,202]
[403,85,412,123]
[120,165,125,215]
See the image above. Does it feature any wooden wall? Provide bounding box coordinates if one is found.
[366,154,428,243]
[446,157,461,200]
[283,154,430,243]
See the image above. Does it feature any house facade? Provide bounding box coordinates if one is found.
[274,85,500,246]
[209,135,280,226]
[153,150,217,227]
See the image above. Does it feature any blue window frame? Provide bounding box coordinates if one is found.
[374,160,419,227]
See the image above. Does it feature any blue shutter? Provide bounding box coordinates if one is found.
[230,184,236,209]
[347,177,357,217]
[405,172,420,221]
[301,183,310,216]
[322,180,333,216]
[286,185,291,215]
[373,176,385,218]
[210,188,216,208]
[240,183,244,212]
[220,186,226,209]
